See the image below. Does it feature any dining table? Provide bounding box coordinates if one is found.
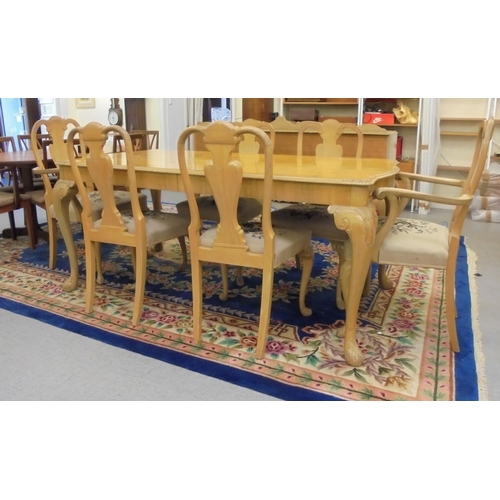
[0,149,53,243]
[53,149,399,367]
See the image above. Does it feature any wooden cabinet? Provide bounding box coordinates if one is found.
[281,98,359,123]
[242,98,274,122]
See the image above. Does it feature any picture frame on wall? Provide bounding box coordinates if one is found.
[75,98,95,109]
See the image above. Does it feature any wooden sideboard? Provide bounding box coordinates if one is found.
[193,116,397,159]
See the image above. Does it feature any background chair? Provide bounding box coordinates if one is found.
[360,116,495,353]
[17,133,51,152]
[29,116,153,273]
[130,130,159,151]
[66,122,189,326]
[0,164,36,249]
[0,136,17,187]
[177,121,314,359]
[271,121,364,308]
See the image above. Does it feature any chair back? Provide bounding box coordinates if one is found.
[31,116,80,206]
[0,136,16,152]
[113,130,159,152]
[66,122,145,247]
[18,133,51,151]
[449,115,495,237]
[131,130,159,150]
[297,119,364,159]
[178,121,274,265]
[233,119,276,155]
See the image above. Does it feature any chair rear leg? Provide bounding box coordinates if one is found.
[47,216,58,268]
[219,264,229,301]
[23,203,36,250]
[85,239,97,314]
[132,244,147,326]
[298,246,313,317]
[177,236,188,272]
[256,264,274,359]
[95,242,104,284]
[236,266,244,286]
[445,269,460,352]
[192,259,204,343]
[378,264,394,290]
[8,211,17,240]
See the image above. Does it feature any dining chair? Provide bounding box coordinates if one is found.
[0,164,36,249]
[28,116,155,274]
[66,122,190,326]
[17,133,51,151]
[175,119,271,284]
[129,130,160,151]
[0,136,17,187]
[359,116,495,353]
[177,121,314,359]
[271,121,365,308]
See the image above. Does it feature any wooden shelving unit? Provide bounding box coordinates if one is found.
[281,98,359,123]
[438,98,498,173]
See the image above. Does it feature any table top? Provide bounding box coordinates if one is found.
[0,150,38,166]
[88,149,399,187]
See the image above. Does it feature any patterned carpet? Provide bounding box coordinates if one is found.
[0,212,484,400]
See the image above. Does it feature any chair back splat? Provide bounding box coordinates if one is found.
[178,121,314,359]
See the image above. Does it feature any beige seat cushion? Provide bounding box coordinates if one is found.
[0,192,31,207]
[200,223,312,267]
[176,196,262,223]
[271,203,348,241]
[377,217,450,268]
[96,210,189,247]
[41,190,148,222]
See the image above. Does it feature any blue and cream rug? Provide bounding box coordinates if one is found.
[0,213,487,400]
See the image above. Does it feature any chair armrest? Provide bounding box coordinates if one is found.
[373,187,473,207]
[33,166,60,176]
[398,172,465,188]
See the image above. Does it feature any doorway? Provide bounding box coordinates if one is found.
[0,98,27,136]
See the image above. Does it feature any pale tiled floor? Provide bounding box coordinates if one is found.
[0,195,498,400]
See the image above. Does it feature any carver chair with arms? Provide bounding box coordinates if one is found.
[29,116,154,273]
[355,116,495,353]
[177,121,314,359]
[66,122,190,326]
[271,120,365,308]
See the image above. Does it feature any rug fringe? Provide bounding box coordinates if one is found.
[465,242,489,401]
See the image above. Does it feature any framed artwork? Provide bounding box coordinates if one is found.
[75,98,95,109]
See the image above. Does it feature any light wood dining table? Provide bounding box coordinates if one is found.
[53,149,399,367]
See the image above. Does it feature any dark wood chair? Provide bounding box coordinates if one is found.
[0,136,16,187]
[0,164,36,249]
[17,133,51,151]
